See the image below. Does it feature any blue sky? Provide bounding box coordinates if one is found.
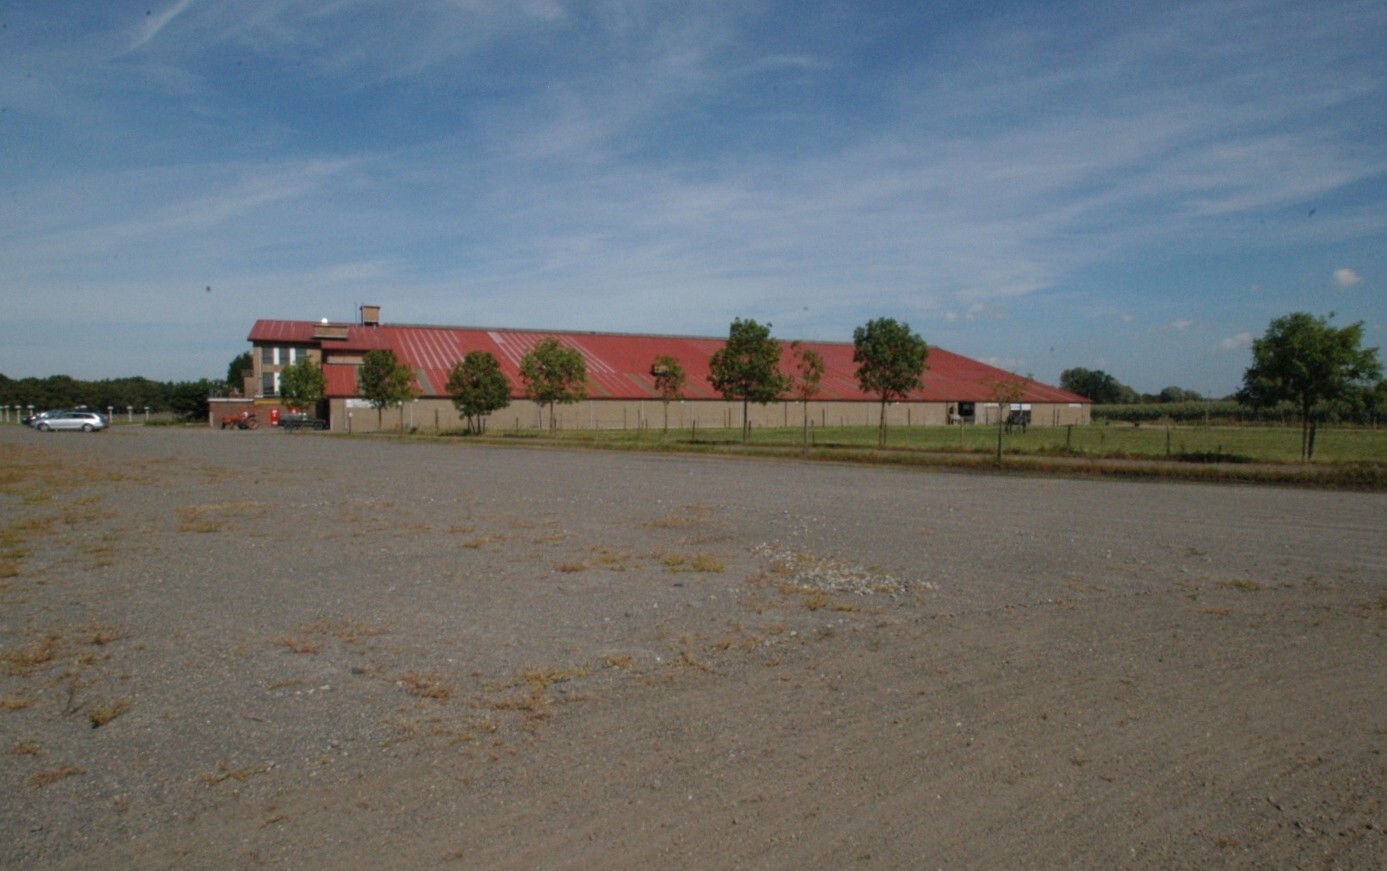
[2,0,1383,396]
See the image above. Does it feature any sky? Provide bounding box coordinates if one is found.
[1,0,1383,396]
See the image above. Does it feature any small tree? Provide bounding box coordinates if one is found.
[708,318,787,443]
[1237,312,1382,460]
[226,351,253,396]
[651,355,686,439]
[446,350,512,434]
[987,375,1031,463]
[278,356,326,415]
[852,317,928,447]
[520,338,587,433]
[358,349,416,433]
[788,340,824,449]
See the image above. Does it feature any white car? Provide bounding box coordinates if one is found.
[33,410,108,432]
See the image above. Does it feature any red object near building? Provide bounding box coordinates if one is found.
[268,407,281,426]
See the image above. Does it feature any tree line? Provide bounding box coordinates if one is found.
[1058,368,1210,405]
[274,316,934,446]
[0,373,223,420]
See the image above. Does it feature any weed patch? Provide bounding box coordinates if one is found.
[84,624,125,646]
[287,619,389,646]
[88,698,131,728]
[1355,594,1387,616]
[2,633,61,676]
[398,671,452,700]
[587,547,635,571]
[28,765,85,789]
[659,552,725,573]
[273,637,321,655]
[802,590,829,611]
[200,760,270,785]
[478,664,591,723]
[178,501,266,533]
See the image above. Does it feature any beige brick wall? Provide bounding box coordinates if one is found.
[326,398,1089,433]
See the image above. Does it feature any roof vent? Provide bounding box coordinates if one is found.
[360,305,381,327]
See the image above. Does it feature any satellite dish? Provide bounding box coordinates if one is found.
[321,317,329,324]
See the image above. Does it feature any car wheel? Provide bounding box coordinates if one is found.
[38,422,51,432]
[82,424,94,432]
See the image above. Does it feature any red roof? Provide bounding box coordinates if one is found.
[249,319,1088,404]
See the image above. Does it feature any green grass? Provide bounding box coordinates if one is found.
[479,422,1387,464]
[431,422,1387,489]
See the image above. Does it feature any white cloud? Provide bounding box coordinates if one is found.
[1171,319,1193,331]
[1333,267,1363,288]
[1219,332,1253,351]
[125,0,197,54]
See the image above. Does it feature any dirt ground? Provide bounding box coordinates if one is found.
[1,425,1383,869]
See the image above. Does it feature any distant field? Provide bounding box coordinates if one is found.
[489,421,1387,465]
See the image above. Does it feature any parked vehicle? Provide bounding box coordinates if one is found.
[279,411,327,431]
[220,411,259,430]
[24,408,72,426]
[33,410,108,432]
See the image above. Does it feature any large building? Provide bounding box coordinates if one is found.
[243,306,1090,433]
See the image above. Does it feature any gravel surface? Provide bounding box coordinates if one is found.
[1,425,1384,869]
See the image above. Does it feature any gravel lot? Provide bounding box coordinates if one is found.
[2,425,1384,869]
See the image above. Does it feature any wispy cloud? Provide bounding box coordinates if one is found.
[125,0,197,54]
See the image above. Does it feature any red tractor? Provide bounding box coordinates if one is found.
[220,410,259,430]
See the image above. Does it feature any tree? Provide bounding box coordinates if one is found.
[519,338,587,433]
[278,356,326,414]
[788,340,824,450]
[1157,386,1204,403]
[650,355,686,439]
[167,380,214,421]
[852,317,928,447]
[1059,368,1137,404]
[226,351,253,396]
[447,350,512,434]
[1364,378,1387,426]
[358,349,416,433]
[987,375,1031,463]
[1236,312,1382,460]
[708,318,787,443]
